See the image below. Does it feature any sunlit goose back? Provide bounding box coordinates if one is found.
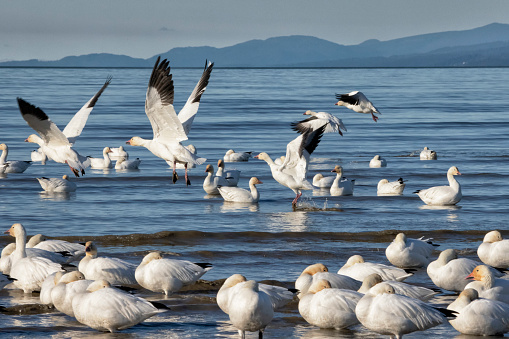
[115,156,141,170]
[358,273,437,301]
[88,147,113,169]
[427,249,480,292]
[27,234,85,259]
[377,178,406,195]
[420,146,438,160]
[369,155,387,168]
[385,233,435,268]
[295,263,361,298]
[40,271,65,305]
[224,149,252,162]
[338,255,414,282]
[37,175,77,192]
[335,91,380,122]
[478,230,509,269]
[51,271,86,316]
[465,264,509,303]
[0,143,32,173]
[330,165,354,196]
[414,166,462,205]
[218,177,263,203]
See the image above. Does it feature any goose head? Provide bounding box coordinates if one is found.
[84,241,98,258]
[0,144,7,151]
[368,282,395,296]
[465,265,491,281]
[222,274,247,289]
[27,233,47,247]
[344,255,365,268]
[225,149,235,156]
[59,271,85,284]
[205,164,215,173]
[254,152,270,162]
[331,165,343,175]
[141,251,163,265]
[483,230,502,243]
[308,279,331,294]
[86,279,111,292]
[448,166,461,176]
[359,273,383,292]
[126,137,144,146]
[302,263,328,276]
[249,177,263,186]
[5,223,26,238]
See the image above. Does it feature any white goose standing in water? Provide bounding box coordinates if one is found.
[218,177,263,203]
[126,57,213,185]
[335,91,380,122]
[330,165,355,196]
[414,166,462,205]
[0,144,32,173]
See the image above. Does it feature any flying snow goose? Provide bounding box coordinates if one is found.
[385,233,437,268]
[27,234,85,259]
[330,165,355,196]
[358,273,438,302]
[478,230,509,269]
[420,146,437,160]
[217,274,295,314]
[228,280,274,339]
[414,166,462,205]
[174,145,197,169]
[37,175,77,192]
[216,159,240,186]
[295,263,361,298]
[218,177,263,203]
[72,280,163,333]
[255,125,326,206]
[78,241,137,286]
[0,144,31,173]
[465,265,509,304]
[115,156,141,170]
[126,57,212,185]
[224,149,252,162]
[4,223,63,293]
[291,110,347,136]
[378,178,406,195]
[338,255,414,282]
[135,251,212,295]
[299,279,362,329]
[447,288,509,336]
[109,146,129,160]
[355,282,454,338]
[335,91,380,122]
[369,154,387,168]
[88,146,113,169]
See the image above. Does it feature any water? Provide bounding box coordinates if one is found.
[0,66,508,338]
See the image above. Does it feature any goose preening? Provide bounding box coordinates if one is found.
[447,289,509,336]
[335,91,380,122]
[338,255,414,282]
[478,230,509,269]
[126,57,212,185]
[358,273,438,301]
[255,125,326,206]
[385,233,436,268]
[0,144,32,173]
[216,159,240,186]
[330,165,355,196]
[4,223,63,293]
[88,146,113,169]
[224,149,252,162]
[291,110,347,136]
[78,241,137,286]
[369,155,387,168]
[218,177,263,203]
[227,280,274,339]
[109,146,129,160]
[295,263,361,298]
[414,166,462,206]
[115,156,141,170]
[72,280,163,333]
[299,279,362,329]
[420,146,437,160]
[27,234,85,260]
[377,178,406,195]
[465,265,509,304]
[355,282,455,338]
[135,251,212,295]
[36,175,77,193]
[217,274,295,314]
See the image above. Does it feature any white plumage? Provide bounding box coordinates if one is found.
[427,249,481,292]
[295,263,361,298]
[478,230,509,268]
[0,143,32,173]
[27,234,85,260]
[291,110,347,136]
[218,177,263,203]
[88,146,113,169]
[37,175,77,192]
[369,154,387,168]
[224,149,252,162]
[216,159,240,186]
[109,146,129,160]
[329,165,355,196]
[115,157,141,170]
[377,178,406,195]
[358,273,438,301]
[385,233,436,268]
[50,271,87,316]
[338,255,414,282]
[415,166,462,205]
[420,146,437,160]
[335,91,380,122]
[465,265,509,304]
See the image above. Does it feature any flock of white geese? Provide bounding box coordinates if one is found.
[1,57,507,337]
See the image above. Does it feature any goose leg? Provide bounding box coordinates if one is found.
[66,161,80,177]
[172,161,178,184]
[185,163,191,186]
[371,112,379,122]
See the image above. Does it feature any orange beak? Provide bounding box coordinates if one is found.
[465,272,475,280]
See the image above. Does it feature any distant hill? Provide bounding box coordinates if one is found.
[2,23,509,67]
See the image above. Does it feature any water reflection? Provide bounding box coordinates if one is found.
[312,189,330,197]
[220,201,259,212]
[266,211,310,232]
[418,205,462,211]
[38,192,73,201]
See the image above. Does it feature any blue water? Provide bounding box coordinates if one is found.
[0,66,508,338]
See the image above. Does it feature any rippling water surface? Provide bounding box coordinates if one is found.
[0,66,508,338]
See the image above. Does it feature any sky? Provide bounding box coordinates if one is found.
[2,0,509,62]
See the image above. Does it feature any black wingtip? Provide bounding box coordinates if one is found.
[194,262,213,269]
[435,307,457,319]
[17,97,49,121]
[404,268,417,274]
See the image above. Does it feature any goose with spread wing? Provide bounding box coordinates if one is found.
[291,110,347,136]
[335,91,380,122]
[126,57,213,185]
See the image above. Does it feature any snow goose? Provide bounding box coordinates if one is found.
[0,144,32,173]
[377,178,406,195]
[4,223,63,293]
[414,166,462,205]
[228,280,274,339]
[385,233,437,268]
[295,263,361,298]
[135,251,212,295]
[31,148,48,163]
[299,279,362,329]
[56,278,94,317]
[216,159,240,186]
[174,145,197,169]
[126,57,212,185]
[465,265,509,303]
[335,91,380,122]
[255,125,326,206]
[224,149,252,162]
[51,271,87,315]
[37,175,77,193]
[369,154,387,168]
[27,234,85,260]
[0,242,71,274]
[358,273,438,302]
[0,243,15,274]
[420,146,437,160]
[79,241,137,286]
[115,156,141,170]
[217,274,295,314]
[40,271,64,305]
[478,230,509,268]
[338,255,414,282]
[109,146,129,160]
[291,110,347,136]
[447,288,509,336]
[72,280,163,332]
[88,146,113,169]
[203,164,229,195]
[355,282,455,338]
[218,177,263,203]
[330,165,355,196]
[312,173,335,188]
